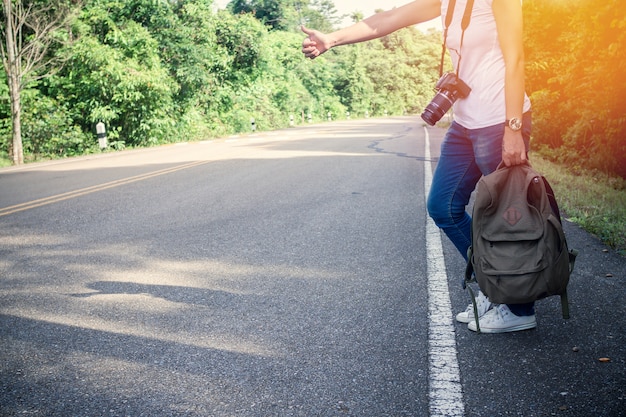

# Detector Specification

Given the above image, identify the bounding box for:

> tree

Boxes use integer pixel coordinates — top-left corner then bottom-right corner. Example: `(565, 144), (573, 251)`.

(524, 0), (626, 177)
(0, 0), (76, 164)
(296, 0), (341, 32)
(47, 3), (178, 148)
(228, 0), (288, 30)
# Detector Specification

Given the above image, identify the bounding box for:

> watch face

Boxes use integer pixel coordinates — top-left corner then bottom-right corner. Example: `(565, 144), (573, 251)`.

(508, 117), (522, 131)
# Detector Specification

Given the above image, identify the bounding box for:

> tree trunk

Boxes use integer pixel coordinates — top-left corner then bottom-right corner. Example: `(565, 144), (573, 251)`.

(3, 0), (24, 165)
(9, 73), (23, 165)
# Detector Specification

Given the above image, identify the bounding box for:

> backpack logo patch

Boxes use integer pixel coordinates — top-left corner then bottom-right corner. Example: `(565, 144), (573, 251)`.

(503, 206), (522, 226)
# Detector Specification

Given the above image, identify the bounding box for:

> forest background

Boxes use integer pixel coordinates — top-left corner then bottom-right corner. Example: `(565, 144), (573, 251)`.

(1, 0), (625, 253)
(1, 0), (624, 177)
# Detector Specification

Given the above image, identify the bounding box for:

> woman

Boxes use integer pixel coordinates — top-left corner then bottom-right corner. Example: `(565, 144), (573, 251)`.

(301, 0), (535, 333)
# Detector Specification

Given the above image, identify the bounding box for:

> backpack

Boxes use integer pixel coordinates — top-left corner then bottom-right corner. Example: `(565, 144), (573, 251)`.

(464, 162), (578, 330)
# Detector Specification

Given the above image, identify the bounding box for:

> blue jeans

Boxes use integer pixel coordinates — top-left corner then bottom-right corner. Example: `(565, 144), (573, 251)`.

(427, 113), (534, 316)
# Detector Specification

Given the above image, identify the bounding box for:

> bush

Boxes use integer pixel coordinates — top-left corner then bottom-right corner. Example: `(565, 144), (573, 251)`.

(20, 90), (94, 159)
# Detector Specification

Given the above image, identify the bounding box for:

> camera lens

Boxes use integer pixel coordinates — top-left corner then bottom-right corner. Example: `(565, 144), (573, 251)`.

(421, 91), (455, 126)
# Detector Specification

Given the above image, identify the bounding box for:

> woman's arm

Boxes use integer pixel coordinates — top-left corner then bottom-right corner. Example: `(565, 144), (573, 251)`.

(493, 0), (527, 166)
(302, 0), (441, 59)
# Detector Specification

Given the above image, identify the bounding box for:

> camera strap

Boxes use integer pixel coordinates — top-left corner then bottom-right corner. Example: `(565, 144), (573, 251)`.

(439, 0), (476, 77)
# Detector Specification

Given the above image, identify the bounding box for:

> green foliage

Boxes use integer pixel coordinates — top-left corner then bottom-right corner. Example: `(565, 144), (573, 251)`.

(299, 0), (343, 32)
(265, 31), (314, 113)
(363, 28), (442, 115)
(46, 5), (178, 148)
(0, 0), (444, 156)
(155, 2), (221, 110)
(227, 0), (335, 32)
(6, 0), (622, 180)
(22, 93), (94, 159)
(214, 12), (268, 79)
(229, 0), (288, 30)
(0, 0), (440, 157)
(525, 0), (626, 178)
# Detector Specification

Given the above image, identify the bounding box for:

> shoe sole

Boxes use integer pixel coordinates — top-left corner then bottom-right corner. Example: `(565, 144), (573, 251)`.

(468, 320), (537, 333)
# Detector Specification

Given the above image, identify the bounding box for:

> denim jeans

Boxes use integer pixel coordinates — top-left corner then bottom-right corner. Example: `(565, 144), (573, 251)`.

(427, 112), (534, 316)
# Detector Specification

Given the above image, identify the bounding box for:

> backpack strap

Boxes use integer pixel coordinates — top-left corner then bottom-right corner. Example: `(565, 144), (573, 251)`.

(463, 246), (474, 288)
(464, 246), (482, 332)
(561, 248), (579, 319)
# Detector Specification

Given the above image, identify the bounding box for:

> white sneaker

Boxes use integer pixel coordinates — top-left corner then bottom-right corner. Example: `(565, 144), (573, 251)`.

(468, 304), (537, 333)
(456, 291), (493, 324)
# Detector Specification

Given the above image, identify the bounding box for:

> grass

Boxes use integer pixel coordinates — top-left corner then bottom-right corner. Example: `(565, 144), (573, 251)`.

(531, 154), (626, 256)
(0, 153), (12, 167)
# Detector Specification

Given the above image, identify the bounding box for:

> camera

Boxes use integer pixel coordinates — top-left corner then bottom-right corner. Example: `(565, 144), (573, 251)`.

(421, 72), (471, 126)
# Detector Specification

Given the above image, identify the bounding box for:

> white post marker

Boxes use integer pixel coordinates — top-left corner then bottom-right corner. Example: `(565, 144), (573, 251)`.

(96, 122), (107, 150)
(423, 126), (465, 416)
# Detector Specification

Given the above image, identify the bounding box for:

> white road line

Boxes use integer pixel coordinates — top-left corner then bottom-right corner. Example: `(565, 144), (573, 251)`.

(423, 127), (465, 416)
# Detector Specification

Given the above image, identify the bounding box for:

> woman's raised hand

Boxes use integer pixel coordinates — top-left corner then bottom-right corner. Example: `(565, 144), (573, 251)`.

(301, 26), (331, 59)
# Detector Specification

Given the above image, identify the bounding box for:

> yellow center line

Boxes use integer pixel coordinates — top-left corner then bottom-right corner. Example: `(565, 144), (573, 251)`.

(0, 160), (210, 217)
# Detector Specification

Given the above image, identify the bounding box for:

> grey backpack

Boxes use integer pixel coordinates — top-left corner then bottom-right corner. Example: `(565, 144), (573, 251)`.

(465, 162), (578, 326)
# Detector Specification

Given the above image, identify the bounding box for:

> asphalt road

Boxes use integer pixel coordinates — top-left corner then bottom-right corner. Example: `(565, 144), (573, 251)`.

(1, 117), (624, 416)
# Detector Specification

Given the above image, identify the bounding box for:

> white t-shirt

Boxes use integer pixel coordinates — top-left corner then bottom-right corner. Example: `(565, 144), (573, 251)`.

(440, 0), (531, 129)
